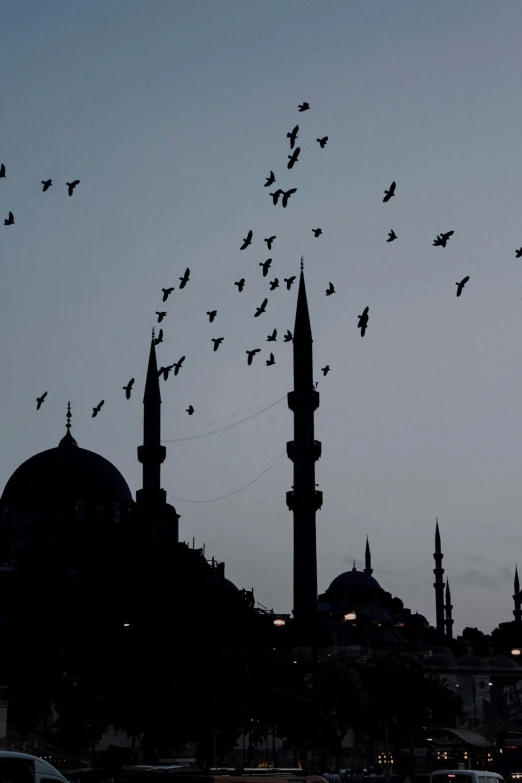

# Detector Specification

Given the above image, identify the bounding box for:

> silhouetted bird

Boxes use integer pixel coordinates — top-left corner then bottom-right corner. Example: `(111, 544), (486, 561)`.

(358, 306), (369, 337)
(162, 364), (175, 381)
(67, 180), (80, 196)
(383, 181), (396, 202)
(516, 248), (522, 258)
(4, 211), (14, 225)
(287, 125), (299, 149)
(0, 164), (5, 178)
(41, 179), (52, 192)
(312, 228), (322, 237)
(254, 298), (268, 317)
(317, 137), (328, 148)
(207, 310), (217, 322)
(325, 282), (335, 296)
(282, 188), (297, 208)
(162, 287), (174, 301)
(260, 259), (272, 277)
(270, 189), (284, 205)
(265, 170), (275, 187)
(283, 330), (293, 342)
(269, 278), (279, 291)
(240, 230), (253, 250)
(266, 353), (275, 366)
(123, 378), (135, 399)
(387, 230), (397, 242)
(265, 236), (276, 250)
(456, 276), (470, 297)
(288, 147), (300, 169)
(267, 329), (277, 341)
(298, 102), (310, 112)
(36, 391), (47, 410)
(156, 311), (167, 322)
(212, 337), (224, 351)
(173, 356), (185, 376)
(186, 405), (195, 415)
(322, 366), (330, 376)
(92, 400), (104, 417)
(179, 267), (190, 289)
(284, 276), (296, 290)
(433, 230), (454, 248)
(235, 278), (245, 292)
(246, 349), (261, 365)
(153, 328), (163, 346)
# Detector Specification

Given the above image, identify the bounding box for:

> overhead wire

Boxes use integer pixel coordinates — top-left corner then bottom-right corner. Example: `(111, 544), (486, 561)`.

(162, 394), (286, 442)
(168, 392), (287, 436)
(167, 451), (286, 503)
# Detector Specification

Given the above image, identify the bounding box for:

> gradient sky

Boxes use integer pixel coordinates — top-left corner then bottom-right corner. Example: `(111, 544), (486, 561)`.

(3, 0), (522, 634)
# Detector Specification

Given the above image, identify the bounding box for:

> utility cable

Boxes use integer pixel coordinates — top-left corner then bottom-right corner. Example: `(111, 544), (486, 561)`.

(162, 395), (286, 443)
(167, 451), (286, 503)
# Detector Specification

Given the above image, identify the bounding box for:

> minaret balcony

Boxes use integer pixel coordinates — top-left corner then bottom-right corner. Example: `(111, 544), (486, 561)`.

(286, 440), (322, 462)
(286, 489), (323, 512)
(137, 444), (167, 464)
(287, 390), (319, 413)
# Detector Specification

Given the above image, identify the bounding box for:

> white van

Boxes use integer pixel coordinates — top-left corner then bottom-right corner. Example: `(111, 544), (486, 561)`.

(0, 750), (69, 783)
(430, 771), (505, 783)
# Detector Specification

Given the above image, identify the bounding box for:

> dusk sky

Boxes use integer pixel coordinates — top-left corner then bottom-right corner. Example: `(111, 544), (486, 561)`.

(3, 0), (522, 633)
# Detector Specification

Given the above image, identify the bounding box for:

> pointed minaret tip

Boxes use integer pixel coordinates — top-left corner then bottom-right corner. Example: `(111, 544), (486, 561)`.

(294, 265), (312, 342)
(143, 335), (161, 404)
(300, 255), (304, 271)
(435, 518), (441, 550)
(445, 578), (451, 597)
(515, 565), (520, 592)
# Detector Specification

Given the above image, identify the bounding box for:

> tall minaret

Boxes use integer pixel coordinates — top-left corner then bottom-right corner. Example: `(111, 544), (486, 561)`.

(444, 579), (454, 640)
(364, 536), (373, 576)
(286, 262), (322, 629)
(433, 518), (445, 635)
(514, 566), (521, 625)
(137, 333), (179, 540)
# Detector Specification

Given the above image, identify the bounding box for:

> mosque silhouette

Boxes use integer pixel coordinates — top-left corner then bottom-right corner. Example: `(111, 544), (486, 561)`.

(1, 267), (515, 655)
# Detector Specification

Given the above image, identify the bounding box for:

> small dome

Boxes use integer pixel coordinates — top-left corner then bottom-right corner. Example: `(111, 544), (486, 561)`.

(425, 653), (457, 669)
(204, 574), (238, 592)
(458, 655), (487, 669)
(489, 655), (521, 670)
(329, 567), (381, 593)
(1, 430), (132, 507)
(410, 612), (429, 626)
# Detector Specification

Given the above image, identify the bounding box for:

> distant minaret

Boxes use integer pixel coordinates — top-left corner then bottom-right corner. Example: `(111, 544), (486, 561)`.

(137, 334), (179, 540)
(286, 261), (322, 629)
(444, 579), (454, 639)
(514, 566), (521, 625)
(364, 536), (373, 576)
(433, 518), (445, 635)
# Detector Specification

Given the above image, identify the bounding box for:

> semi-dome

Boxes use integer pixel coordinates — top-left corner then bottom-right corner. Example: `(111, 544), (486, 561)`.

(1, 428), (132, 507)
(329, 566), (381, 593)
(204, 574), (238, 592)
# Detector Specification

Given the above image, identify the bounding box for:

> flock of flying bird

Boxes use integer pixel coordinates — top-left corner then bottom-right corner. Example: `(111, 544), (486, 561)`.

(0, 99), (493, 418)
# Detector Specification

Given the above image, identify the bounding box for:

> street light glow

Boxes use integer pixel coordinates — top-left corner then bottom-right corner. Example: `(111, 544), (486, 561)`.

(512, 648), (522, 656)
(344, 611), (356, 621)
(273, 618), (286, 627)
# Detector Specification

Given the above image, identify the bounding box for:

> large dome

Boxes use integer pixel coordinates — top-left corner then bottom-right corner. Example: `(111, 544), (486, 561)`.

(329, 567), (381, 593)
(1, 430), (133, 507)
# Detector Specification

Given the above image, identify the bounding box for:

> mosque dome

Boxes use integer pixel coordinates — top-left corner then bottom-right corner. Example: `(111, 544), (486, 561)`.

(204, 574), (239, 592)
(1, 426), (132, 508)
(329, 566), (381, 593)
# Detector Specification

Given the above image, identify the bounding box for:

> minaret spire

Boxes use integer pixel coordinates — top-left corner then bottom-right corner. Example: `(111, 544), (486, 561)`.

(286, 266), (322, 631)
(514, 565), (521, 624)
(364, 536), (373, 576)
(137, 336), (167, 505)
(433, 518), (445, 635)
(444, 579), (454, 639)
